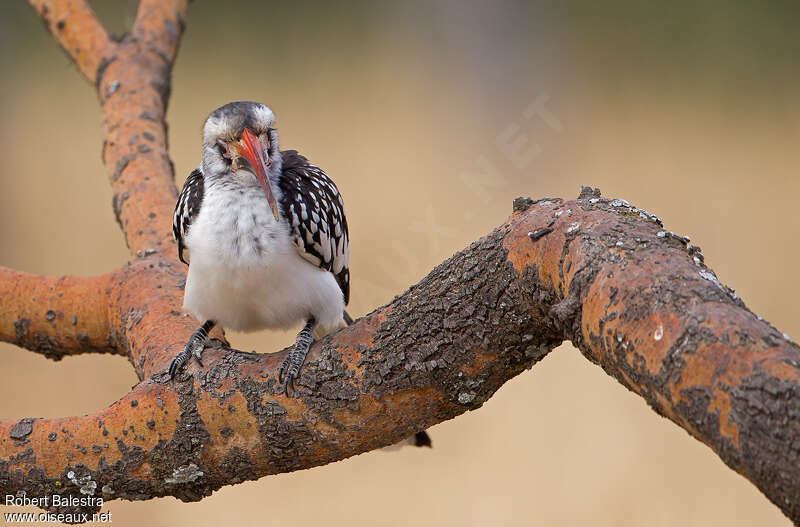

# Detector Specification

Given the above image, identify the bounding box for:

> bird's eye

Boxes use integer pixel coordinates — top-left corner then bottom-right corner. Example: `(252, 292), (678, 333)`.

(265, 128), (275, 156)
(216, 139), (232, 161)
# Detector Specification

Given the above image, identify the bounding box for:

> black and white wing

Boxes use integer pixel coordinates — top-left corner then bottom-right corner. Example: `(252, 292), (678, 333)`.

(173, 167), (205, 265)
(278, 150), (350, 304)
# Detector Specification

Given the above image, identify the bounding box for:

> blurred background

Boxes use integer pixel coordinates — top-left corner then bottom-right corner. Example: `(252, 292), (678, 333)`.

(1, 1), (798, 525)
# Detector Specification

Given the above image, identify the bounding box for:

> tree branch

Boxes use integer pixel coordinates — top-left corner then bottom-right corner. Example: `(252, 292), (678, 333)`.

(28, 0), (111, 84)
(97, 0), (189, 257)
(7, 2), (800, 524)
(2, 199), (799, 521)
(131, 0), (188, 64)
(0, 207), (565, 510)
(19, 0), (203, 376)
(30, 0), (189, 257)
(0, 267), (119, 359)
(506, 195), (800, 521)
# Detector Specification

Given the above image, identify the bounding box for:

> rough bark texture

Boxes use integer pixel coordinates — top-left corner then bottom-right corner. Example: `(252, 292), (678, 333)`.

(0, 1), (798, 524)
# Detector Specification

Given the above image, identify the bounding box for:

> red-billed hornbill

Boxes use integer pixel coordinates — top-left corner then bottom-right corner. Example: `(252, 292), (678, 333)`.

(168, 101), (351, 395)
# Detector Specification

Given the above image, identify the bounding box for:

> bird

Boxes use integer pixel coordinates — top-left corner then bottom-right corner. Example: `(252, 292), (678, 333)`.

(168, 101), (352, 395)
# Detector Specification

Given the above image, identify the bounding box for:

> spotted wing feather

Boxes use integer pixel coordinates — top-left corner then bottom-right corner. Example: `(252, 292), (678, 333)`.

(173, 167), (205, 265)
(279, 150), (350, 304)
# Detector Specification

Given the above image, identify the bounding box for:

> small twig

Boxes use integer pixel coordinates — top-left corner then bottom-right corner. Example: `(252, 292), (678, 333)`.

(528, 227), (553, 240)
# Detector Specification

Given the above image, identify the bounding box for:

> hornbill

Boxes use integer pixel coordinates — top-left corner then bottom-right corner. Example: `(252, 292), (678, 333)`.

(169, 101), (350, 395)
(169, 102), (431, 447)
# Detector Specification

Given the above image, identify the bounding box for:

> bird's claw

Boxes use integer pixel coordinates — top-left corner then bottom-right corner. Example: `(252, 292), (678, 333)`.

(169, 335), (206, 379)
(283, 375), (297, 397)
(278, 353), (301, 397)
(168, 351), (188, 379)
(278, 318), (314, 396)
(192, 345), (204, 367)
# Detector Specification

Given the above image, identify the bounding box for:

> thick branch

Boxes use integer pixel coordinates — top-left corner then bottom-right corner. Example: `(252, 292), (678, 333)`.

(0, 256), (214, 375)
(28, 0), (111, 84)
(98, 0), (189, 256)
(132, 0), (188, 64)
(29, 0), (189, 257)
(106, 259), (227, 380)
(0, 267), (119, 359)
(0, 212), (561, 512)
(12, 2), (800, 524)
(19, 0), (201, 373)
(1, 197), (798, 522)
(506, 195), (800, 522)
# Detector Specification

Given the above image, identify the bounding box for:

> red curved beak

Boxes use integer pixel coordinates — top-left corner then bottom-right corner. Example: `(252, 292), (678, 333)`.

(239, 127), (280, 221)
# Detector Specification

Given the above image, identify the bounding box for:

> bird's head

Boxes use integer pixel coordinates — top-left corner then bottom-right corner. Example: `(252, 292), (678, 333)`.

(201, 101), (281, 221)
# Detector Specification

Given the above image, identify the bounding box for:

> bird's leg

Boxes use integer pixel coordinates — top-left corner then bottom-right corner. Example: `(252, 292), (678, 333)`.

(279, 317), (316, 396)
(343, 310), (354, 325)
(168, 320), (216, 379)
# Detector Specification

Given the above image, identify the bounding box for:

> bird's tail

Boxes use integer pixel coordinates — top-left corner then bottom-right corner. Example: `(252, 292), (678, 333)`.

(381, 430), (433, 451)
(343, 309), (354, 325)
(413, 431), (432, 447)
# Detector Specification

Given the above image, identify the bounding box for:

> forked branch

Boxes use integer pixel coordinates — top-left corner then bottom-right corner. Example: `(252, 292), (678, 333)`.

(0, 1), (797, 524)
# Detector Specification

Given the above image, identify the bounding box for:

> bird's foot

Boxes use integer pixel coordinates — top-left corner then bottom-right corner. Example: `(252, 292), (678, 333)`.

(278, 317), (316, 396)
(168, 320), (214, 379)
(168, 335), (206, 379)
(278, 347), (309, 396)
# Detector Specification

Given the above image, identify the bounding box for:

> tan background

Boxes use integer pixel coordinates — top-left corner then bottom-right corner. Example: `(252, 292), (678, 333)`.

(1, 1), (798, 525)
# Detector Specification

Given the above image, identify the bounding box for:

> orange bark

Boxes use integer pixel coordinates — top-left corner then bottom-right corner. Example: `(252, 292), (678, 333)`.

(0, 2), (798, 524)
(98, 3), (188, 256)
(27, 0), (111, 84)
(0, 267), (118, 358)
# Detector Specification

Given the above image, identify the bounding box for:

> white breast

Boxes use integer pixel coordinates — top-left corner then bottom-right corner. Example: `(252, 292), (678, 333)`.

(181, 179), (345, 335)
